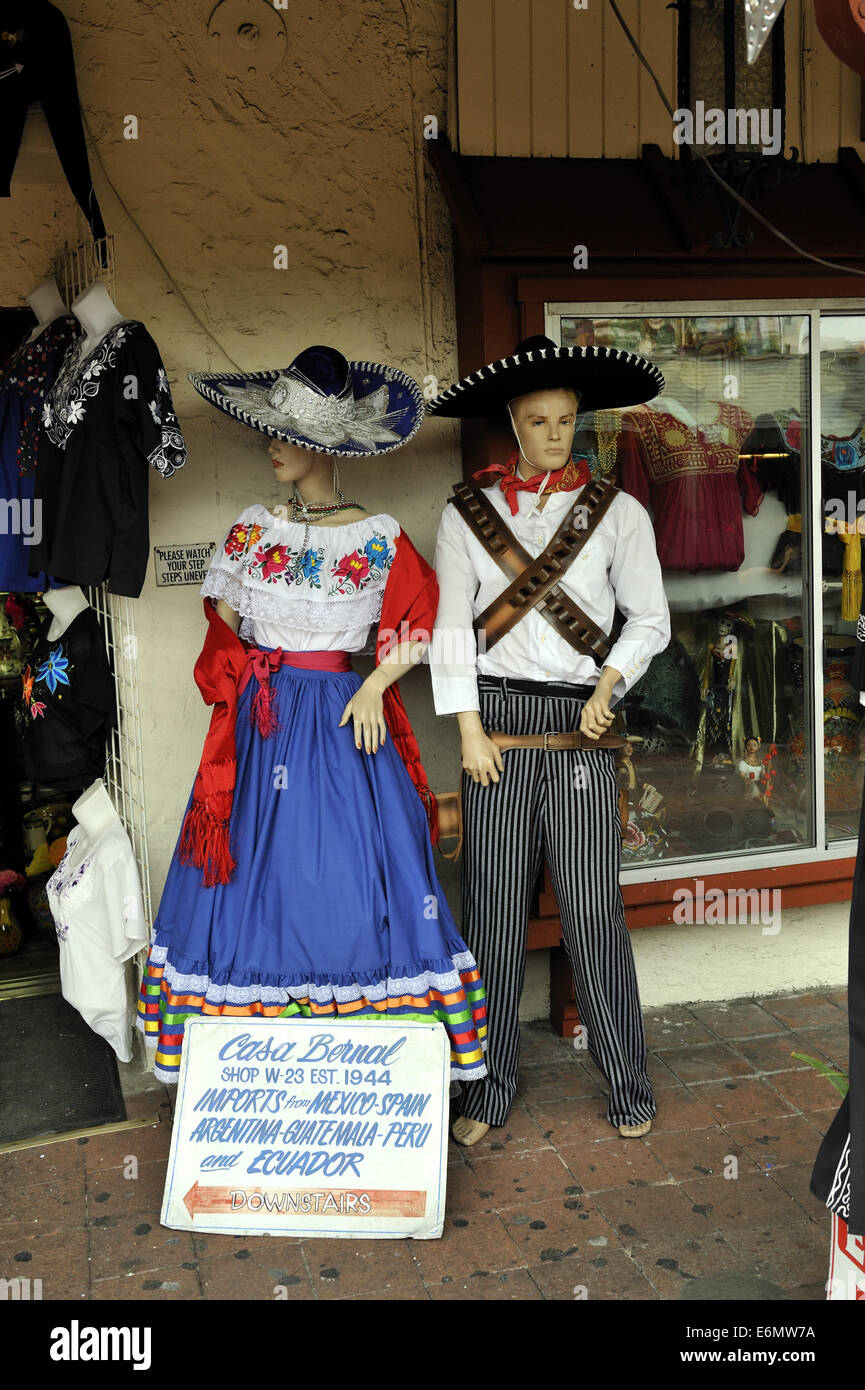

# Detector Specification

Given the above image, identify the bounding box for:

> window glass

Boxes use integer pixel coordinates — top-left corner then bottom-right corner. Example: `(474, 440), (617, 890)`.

(559, 313), (813, 865)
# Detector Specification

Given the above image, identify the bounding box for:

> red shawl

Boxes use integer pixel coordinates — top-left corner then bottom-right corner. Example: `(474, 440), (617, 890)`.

(178, 530), (440, 886)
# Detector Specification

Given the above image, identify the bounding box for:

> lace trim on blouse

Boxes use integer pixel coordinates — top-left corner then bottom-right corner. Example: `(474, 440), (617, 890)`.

(201, 564), (386, 633)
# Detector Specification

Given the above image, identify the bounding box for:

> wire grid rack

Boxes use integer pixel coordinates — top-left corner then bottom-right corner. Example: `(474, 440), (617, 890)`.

(51, 236), (154, 932)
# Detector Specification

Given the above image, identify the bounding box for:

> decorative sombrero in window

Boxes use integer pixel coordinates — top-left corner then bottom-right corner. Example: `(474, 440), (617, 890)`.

(425, 335), (665, 417)
(188, 344), (424, 457)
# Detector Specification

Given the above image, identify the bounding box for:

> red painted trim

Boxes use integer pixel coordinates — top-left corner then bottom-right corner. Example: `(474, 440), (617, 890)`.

(531, 858), (856, 942)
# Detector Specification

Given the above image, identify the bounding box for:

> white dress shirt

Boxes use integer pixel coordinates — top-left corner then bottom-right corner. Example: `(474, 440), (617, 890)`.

(429, 482), (671, 715)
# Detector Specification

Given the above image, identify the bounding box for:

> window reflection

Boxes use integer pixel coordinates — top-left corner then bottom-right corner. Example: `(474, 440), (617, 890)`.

(562, 313), (817, 863)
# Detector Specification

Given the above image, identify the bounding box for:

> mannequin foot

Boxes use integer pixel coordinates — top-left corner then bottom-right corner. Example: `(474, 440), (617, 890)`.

(618, 1119), (653, 1138)
(451, 1115), (491, 1147)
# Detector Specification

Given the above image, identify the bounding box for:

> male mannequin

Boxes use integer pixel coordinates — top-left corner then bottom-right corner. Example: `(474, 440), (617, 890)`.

(427, 335), (669, 1147)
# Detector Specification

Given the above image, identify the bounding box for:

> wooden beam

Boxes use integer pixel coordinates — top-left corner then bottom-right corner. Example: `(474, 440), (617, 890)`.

(640, 143), (711, 255)
(426, 136), (491, 257)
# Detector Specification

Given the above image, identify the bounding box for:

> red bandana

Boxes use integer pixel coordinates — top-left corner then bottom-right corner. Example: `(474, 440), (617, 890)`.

(473, 450), (592, 516)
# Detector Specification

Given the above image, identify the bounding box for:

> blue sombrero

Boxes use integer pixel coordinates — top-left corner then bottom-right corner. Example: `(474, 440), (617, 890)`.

(188, 345), (424, 457)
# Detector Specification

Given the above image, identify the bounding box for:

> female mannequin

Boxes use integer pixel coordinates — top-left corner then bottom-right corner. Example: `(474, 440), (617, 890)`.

(137, 345), (488, 1085)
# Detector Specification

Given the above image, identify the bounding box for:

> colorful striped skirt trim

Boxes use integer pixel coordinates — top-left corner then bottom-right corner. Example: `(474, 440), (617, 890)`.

(136, 949), (488, 1083)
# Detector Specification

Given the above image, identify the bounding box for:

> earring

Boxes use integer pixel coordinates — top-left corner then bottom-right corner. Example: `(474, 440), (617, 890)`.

(333, 459), (344, 503)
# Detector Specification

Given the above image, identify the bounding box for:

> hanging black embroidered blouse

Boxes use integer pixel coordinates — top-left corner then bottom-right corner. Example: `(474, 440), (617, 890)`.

(28, 320), (187, 598)
(0, 314), (79, 592)
(20, 606), (116, 789)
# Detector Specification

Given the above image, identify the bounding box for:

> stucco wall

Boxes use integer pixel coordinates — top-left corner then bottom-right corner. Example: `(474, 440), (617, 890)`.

(0, 1), (849, 1023)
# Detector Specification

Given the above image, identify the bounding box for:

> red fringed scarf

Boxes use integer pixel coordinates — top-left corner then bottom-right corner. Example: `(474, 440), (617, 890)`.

(473, 449), (592, 516)
(179, 530), (440, 886)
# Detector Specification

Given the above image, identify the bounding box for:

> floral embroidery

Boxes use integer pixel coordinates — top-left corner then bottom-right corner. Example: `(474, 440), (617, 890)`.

(332, 550), (371, 590)
(224, 520), (264, 558)
(245, 542), (327, 589)
(254, 543), (293, 581)
(49, 843), (95, 942)
(20, 664), (47, 719)
(42, 321), (187, 479)
(43, 322), (134, 450)
(0, 316), (80, 475)
(330, 535), (393, 594)
(35, 645), (71, 695)
(296, 549), (323, 584)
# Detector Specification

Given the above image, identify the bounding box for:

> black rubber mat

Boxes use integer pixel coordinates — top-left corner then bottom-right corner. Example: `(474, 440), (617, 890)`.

(0, 992), (125, 1145)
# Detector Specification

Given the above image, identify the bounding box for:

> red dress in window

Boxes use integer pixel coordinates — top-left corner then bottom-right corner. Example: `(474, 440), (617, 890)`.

(618, 401), (761, 572)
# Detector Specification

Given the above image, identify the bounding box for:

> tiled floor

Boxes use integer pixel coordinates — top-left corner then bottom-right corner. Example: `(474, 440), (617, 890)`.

(0, 990), (846, 1301)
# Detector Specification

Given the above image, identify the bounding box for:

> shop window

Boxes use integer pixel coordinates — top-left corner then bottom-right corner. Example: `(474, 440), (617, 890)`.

(545, 308), (865, 871)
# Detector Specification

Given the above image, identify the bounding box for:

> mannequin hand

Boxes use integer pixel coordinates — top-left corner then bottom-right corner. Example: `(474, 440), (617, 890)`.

(579, 685), (616, 740)
(339, 676), (388, 754)
(461, 727), (504, 787)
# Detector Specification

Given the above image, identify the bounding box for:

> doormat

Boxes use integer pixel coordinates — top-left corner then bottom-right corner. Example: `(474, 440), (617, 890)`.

(0, 992), (125, 1145)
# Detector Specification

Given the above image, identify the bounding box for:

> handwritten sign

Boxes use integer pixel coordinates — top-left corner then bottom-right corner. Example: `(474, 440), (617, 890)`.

(153, 541), (217, 587)
(161, 1016), (449, 1240)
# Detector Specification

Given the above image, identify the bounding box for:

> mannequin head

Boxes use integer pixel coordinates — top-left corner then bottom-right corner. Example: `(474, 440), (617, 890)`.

(507, 388), (579, 477)
(268, 437), (333, 490)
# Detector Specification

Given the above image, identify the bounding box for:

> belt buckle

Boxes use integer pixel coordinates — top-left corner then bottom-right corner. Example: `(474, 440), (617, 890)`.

(543, 731), (553, 752)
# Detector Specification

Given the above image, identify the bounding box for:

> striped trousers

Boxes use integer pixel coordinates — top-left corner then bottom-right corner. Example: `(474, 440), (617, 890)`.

(457, 675), (654, 1129)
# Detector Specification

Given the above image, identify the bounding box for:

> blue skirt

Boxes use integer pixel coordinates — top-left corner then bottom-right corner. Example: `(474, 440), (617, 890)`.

(137, 660), (487, 1082)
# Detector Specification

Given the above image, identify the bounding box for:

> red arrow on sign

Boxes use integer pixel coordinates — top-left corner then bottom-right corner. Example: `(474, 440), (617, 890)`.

(182, 1182), (426, 1219)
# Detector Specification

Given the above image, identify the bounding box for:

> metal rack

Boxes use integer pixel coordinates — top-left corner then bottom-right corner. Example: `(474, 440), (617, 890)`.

(51, 235), (153, 932)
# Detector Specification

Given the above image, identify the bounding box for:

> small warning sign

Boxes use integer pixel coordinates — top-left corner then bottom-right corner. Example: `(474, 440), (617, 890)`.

(153, 542), (217, 587)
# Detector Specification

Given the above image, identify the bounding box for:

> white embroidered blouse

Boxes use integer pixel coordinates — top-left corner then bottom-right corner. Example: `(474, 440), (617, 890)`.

(200, 503), (401, 651)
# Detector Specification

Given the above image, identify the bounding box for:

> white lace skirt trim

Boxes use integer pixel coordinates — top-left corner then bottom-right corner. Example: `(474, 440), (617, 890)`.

(148, 941), (471, 1007)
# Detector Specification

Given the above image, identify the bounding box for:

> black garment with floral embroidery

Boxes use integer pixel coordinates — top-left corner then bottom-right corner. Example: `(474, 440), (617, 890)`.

(29, 320), (187, 597)
(0, 314), (79, 475)
(20, 607), (115, 789)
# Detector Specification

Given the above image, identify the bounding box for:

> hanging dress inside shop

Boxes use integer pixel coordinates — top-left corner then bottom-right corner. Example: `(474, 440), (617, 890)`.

(617, 400), (761, 572)
(136, 505), (488, 1083)
(0, 313), (79, 592)
(30, 320), (187, 597)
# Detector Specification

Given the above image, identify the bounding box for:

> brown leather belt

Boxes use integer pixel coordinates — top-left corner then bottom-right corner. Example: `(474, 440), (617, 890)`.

(488, 730), (627, 752)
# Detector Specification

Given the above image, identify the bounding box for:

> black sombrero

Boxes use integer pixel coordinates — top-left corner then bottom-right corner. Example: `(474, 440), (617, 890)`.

(425, 335), (665, 417)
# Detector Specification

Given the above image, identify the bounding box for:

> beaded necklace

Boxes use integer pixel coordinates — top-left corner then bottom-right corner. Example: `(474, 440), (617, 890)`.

(288, 486), (364, 570)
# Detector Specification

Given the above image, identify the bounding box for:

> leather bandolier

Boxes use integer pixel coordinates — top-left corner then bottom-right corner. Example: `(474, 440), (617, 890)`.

(448, 476), (625, 659)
